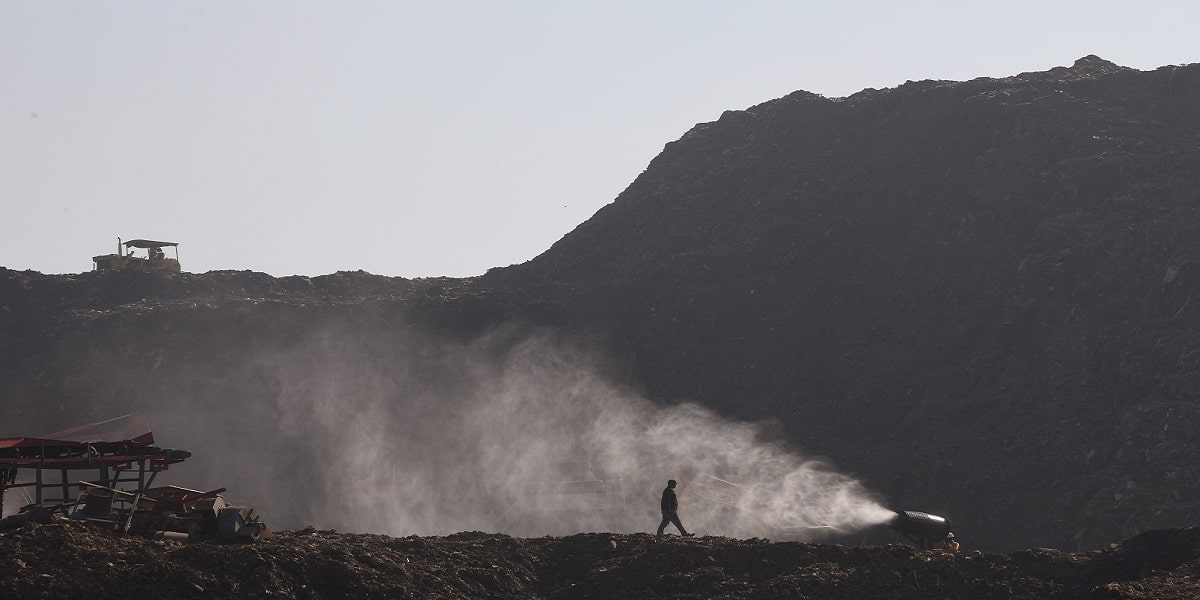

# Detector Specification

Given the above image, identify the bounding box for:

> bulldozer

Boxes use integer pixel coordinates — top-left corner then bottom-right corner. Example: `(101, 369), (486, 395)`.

(92, 238), (181, 273)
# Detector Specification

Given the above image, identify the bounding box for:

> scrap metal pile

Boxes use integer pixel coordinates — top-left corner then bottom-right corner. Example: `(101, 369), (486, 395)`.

(0, 414), (265, 542)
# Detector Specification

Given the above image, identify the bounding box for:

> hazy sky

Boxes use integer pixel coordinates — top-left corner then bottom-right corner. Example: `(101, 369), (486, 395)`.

(3, 2), (1195, 278)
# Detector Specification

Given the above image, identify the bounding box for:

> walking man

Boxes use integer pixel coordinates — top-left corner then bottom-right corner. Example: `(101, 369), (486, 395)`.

(657, 479), (694, 537)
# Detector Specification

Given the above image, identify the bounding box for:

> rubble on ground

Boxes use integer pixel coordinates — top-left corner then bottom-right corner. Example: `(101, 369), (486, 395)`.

(3, 517), (1200, 599)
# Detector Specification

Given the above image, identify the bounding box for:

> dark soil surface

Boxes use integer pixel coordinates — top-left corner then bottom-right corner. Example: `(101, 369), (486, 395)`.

(4, 516), (1200, 599)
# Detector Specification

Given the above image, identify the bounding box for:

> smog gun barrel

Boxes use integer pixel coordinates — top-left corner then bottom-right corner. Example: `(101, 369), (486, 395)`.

(890, 510), (951, 549)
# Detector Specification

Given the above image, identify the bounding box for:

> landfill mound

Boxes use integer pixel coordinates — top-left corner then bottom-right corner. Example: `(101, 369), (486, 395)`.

(3, 518), (1200, 600)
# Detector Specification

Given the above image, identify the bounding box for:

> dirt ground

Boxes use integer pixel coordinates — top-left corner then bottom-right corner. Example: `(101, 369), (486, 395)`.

(3, 514), (1200, 599)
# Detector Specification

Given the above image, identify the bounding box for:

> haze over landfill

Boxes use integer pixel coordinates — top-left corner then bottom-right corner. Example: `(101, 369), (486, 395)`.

(5, 3), (1200, 598)
(5, 44), (1200, 599)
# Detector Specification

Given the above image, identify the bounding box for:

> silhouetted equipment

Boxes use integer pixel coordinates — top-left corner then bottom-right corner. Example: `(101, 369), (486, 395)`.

(92, 237), (181, 272)
(890, 510), (952, 549)
(0, 414), (266, 542)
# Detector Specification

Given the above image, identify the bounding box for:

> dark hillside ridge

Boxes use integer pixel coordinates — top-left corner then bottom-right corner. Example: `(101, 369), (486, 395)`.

(484, 56), (1200, 550)
(3, 57), (1199, 554)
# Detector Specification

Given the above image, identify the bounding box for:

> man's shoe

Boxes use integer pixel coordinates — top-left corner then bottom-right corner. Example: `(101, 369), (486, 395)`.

(682, 533), (695, 537)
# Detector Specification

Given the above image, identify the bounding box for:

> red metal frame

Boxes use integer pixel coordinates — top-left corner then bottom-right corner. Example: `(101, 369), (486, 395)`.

(0, 418), (189, 514)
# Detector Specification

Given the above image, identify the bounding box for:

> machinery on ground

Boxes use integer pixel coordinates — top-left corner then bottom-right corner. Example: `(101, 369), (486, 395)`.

(92, 238), (181, 272)
(890, 510), (952, 549)
(0, 414), (265, 542)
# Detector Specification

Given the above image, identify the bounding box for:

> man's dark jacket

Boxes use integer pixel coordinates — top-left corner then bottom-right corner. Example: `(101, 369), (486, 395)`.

(661, 486), (678, 513)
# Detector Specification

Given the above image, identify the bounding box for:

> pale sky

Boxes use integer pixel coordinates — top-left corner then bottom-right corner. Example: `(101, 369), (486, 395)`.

(2, 1), (1196, 278)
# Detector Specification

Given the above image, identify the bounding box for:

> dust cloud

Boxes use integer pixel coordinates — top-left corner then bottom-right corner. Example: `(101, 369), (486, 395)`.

(221, 328), (895, 540)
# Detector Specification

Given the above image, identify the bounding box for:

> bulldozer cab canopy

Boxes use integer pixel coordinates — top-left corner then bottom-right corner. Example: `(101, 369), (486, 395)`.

(124, 239), (178, 249)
